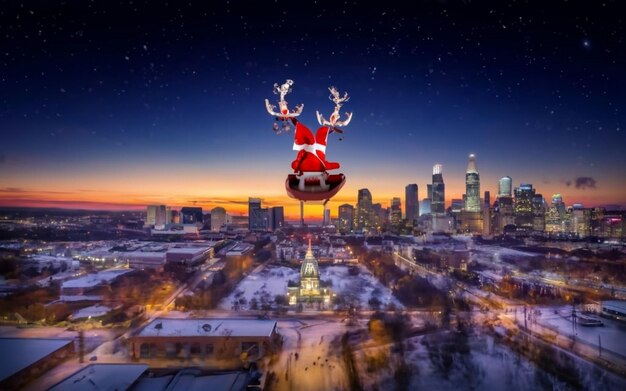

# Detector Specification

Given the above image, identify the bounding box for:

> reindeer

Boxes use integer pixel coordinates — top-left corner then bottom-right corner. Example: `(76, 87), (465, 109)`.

(316, 86), (353, 128)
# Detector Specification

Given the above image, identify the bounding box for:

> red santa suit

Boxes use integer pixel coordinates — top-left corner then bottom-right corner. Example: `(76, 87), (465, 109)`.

(291, 122), (340, 173)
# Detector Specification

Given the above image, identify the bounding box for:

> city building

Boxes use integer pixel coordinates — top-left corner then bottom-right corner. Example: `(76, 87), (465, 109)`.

(451, 199), (465, 213)
(287, 240), (332, 305)
(323, 208), (331, 226)
(405, 184), (419, 225)
(338, 204), (354, 233)
(514, 183), (535, 232)
(465, 154), (481, 212)
(355, 189), (373, 231)
(545, 194), (567, 233)
(419, 198), (431, 215)
(269, 206), (285, 231)
(431, 164), (445, 214)
(248, 198), (267, 231)
(498, 176), (513, 197)
(129, 318), (279, 364)
(532, 193), (546, 232)
(210, 207), (228, 232)
(146, 205), (157, 226)
(390, 197), (402, 227)
(0, 338), (75, 390)
(181, 207), (203, 225)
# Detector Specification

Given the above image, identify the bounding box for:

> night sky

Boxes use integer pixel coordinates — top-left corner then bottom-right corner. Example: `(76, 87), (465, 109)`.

(1, 1), (625, 218)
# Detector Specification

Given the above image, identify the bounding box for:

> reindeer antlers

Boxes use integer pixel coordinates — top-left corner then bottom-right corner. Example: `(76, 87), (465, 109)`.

(328, 86), (350, 106)
(316, 86), (353, 128)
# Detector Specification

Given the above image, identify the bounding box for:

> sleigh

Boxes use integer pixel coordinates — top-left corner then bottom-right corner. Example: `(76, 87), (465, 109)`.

(285, 172), (346, 202)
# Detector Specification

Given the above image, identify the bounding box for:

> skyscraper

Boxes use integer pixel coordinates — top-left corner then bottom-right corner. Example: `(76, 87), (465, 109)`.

(532, 194), (546, 232)
(181, 207), (203, 224)
(465, 154), (481, 212)
(338, 204), (354, 233)
(356, 189), (373, 231)
(270, 206), (284, 231)
(211, 207), (227, 232)
(146, 205), (157, 226)
(323, 208), (331, 226)
(484, 191), (491, 210)
(390, 197), (402, 226)
(405, 184), (419, 224)
(248, 198), (267, 231)
(431, 164), (445, 214)
(514, 183), (535, 230)
(499, 176), (512, 197)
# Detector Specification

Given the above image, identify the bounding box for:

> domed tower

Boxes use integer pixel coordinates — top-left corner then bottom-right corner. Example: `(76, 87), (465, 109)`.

(300, 239), (320, 294)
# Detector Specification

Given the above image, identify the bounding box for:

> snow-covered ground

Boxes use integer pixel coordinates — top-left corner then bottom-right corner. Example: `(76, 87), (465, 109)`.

(70, 305), (112, 320)
(219, 264), (402, 311)
(356, 331), (626, 391)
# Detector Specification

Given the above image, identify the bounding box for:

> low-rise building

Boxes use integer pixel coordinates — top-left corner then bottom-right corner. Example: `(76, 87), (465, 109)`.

(128, 317), (279, 366)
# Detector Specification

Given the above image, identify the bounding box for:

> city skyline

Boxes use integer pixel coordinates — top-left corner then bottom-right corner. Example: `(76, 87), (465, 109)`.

(1, 1), (625, 219)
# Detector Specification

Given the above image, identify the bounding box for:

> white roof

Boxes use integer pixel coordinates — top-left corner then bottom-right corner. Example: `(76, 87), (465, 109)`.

(167, 247), (210, 255)
(0, 338), (74, 382)
(137, 318), (277, 338)
(49, 364), (148, 391)
(603, 300), (626, 313)
(61, 268), (130, 289)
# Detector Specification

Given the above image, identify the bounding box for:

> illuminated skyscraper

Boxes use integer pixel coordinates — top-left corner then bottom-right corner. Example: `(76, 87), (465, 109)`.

(248, 198), (267, 231)
(405, 184), (419, 224)
(338, 204), (354, 233)
(211, 207), (227, 232)
(270, 206), (284, 231)
(390, 197), (402, 226)
(465, 154), (481, 212)
(356, 189), (373, 231)
(146, 205), (157, 226)
(499, 176), (512, 197)
(431, 164), (445, 214)
(514, 183), (535, 231)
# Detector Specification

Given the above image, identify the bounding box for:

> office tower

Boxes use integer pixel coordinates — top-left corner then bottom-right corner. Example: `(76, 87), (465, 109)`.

(146, 205), (157, 226)
(390, 197), (402, 226)
(427, 184), (433, 201)
(165, 207), (172, 225)
(514, 183), (535, 231)
(248, 198), (267, 231)
(372, 203), (388, 230)
(465, 154), (481, 212)
(356, 189), (373, 231)
(499, 176), (513, 197)
(451, 199), (464, 213)
(171, 210), (180, 224)
(323, 208), (331, 226)
(211, 207), (227, 232)
(420, 199), (431, 215)
(483, 191), (492, 236)
(431, 164), (445, 214)
(405, 184), (418, 224)
(532, 194), (546, 232)
(156, 205), (167, 228)
(338, 204), (354, 233)
(270, 206), (285, 231)
(181, 207), (203, 224)
(546, 194), (567, 233)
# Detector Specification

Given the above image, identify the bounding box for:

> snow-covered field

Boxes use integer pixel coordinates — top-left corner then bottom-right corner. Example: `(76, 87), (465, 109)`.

(71, 304), (112, 320)
(219, 264), (402, 311)
(355, 331), (626, 391)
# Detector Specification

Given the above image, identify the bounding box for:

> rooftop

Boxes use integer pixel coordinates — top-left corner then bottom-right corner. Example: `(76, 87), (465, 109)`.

(48, 364), (148, 391)
(0, 338), (74, 383)
(61, 268), (130, 289)
(136, 318), (277, 338)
